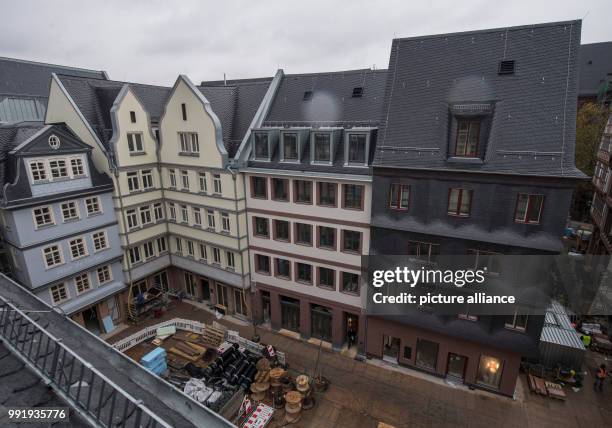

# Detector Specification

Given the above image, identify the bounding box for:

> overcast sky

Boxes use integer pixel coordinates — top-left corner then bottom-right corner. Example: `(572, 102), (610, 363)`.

(1, 0), (610, 86)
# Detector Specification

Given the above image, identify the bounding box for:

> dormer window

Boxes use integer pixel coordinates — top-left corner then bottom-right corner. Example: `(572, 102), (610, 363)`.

(346, 133), (368, 166)
(313, 133), (331, 163)
(281, 133), (298, 162)
(455, 120), (480, 157)
(253, 132), (270, 161)
(352, 87), (363, 98)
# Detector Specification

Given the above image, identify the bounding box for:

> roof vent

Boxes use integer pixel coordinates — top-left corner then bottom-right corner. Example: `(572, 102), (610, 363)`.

(303, 90), (313, 101)
(498, 60), (515, 75)
(352, 87), (364, 97)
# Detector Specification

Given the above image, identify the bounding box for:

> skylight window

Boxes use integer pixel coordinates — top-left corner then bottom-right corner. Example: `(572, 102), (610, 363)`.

(303, 90), (313, 101)
(352, 87), (364, 98)
(498, 60), (515, 75)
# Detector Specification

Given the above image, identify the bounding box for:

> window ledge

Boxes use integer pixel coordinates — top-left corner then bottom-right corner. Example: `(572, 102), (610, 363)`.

(179, 152), (200, 157)
(446, 157), (483, 165)
(87, 212), (103, 218)
(179, 189), (190, 193)
(129, 152), (146, 157)
(35, 224), (56, 230)
(62, 218), (80, 224)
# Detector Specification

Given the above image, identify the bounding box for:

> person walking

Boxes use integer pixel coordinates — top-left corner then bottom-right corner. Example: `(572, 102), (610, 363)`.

(594, 364), (606, 391)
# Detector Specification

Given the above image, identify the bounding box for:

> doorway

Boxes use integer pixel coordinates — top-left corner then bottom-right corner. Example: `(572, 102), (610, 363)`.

(201, 279), (211, 301)
(82, 306), (101, 335)
(446, 353), (467, 382)
(261, 291), (271, 324)
(382, 335), (400, 364)
(344, 313), (358, 349)
(311, 304), (332, 342)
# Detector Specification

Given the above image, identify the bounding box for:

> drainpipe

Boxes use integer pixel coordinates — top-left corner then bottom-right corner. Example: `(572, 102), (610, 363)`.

(113, 165), (135, 318)
(226, 165), (247, 319)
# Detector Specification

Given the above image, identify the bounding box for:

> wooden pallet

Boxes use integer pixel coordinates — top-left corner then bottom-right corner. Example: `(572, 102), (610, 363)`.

(545, 382), (566, 401)
(528, 374), (548, 396)
(202, 327), (225, 347)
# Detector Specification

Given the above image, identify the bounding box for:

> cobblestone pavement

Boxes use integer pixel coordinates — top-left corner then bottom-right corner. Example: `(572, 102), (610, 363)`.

(109, 302), (612, 427)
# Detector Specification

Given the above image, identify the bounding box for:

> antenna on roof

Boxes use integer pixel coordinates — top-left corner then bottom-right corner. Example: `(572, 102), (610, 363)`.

(223, 73), (227, 86)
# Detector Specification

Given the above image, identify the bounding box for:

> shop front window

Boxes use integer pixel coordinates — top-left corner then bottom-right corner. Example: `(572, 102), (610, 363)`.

(281, 296), (300, 332)
(476, 355), (503, 389)
(311, 304), (332, 342)
(415, 339), (439, 372)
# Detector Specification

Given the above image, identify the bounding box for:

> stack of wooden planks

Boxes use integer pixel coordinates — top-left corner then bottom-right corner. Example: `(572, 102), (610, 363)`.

(168, 341), (207, 362)
(527, 373), (548, 396)
(545, 381), (567, 401)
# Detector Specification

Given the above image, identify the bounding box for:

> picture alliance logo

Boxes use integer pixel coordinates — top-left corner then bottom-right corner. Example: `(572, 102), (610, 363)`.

(371, 266), (488, 288)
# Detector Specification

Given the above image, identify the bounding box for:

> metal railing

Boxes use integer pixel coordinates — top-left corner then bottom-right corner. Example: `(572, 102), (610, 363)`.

(0, 295), (172, 428)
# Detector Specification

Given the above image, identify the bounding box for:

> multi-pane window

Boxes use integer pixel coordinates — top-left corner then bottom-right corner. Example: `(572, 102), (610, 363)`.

(181, 170), (189, 190)
(251, 176), (267, 198)
(29, 161), (47, 182)
(295, 223), (312, 245)
(256, 254), (270, 274)
(514, 194), (544, 224)
(71, 158), (85, 176)
(97, 265), (112, 284)
(505, 307), (529, 331)
(156, 237), (167, 253)
(85, 197), (102, 216)
(126, 209), (138, 229)
(234, 289), (247, 316)
(347, 134), (367, 165)
(180, 205), (189, 223)
(153, 203), (164, 221)
(43, 245), (63, 268)
(226, 251), (235, 268)
(129, 247), (141, 264)
(69, 237), (87, 260)
(282, 133), (298, 161)
(127, 133), (144, 153)
(61, 201), (79, 222)
(207, 210), (215, 228)
(199, 172), (207, 192)
(389, 184), (410, 210)
(127, 171), (140, 192)
(213, 174), (222, 194)
(140, 206), (152, 225)
(341, 272), (360, 294)
(74, 273), (91, 294)
(274, 220), (290, 241)
(318, 182), (337, 206)
(193, 207), (202, 226)
(199, 243), (207, 261)
(254, 132), (269, 160)
(212, 247), (221, 264)
(343, 184), (363, 210)
(276, 258), (291, 279)
(168, 203), (176, 221)
(33, 206), (54, 228)
(296, 263), (312, 284)
(342, 230), (361, 253)
(179, 132), (199, 154)
(254, 217), (269, 238)
(407, 240), (439, 263)
(92, 231), (108, 251)
(175, 237), (183, 253)
(318, 226), (336, 249)
(313, 133), (331, 162)
(169, 169), (177, 188)
(272, 178), (289, 201)
(187, 240), (195, 257)
(448, 188), (472, 217)
(221, 213), (230, 232)
(49, 159), (68, 179)
(469, 250), (502, 275)
(143, 241), (154, 260)
(141, 170), (153, 189)
(455, 120), (480, 157)
(294, 180), (312, 204)
(318, 267), (335, 289)
(50, 283), (68, 304)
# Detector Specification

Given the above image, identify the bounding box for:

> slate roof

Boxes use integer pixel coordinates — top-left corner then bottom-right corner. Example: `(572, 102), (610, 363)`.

(374, 20), (586, 179)
(246, 69), (387, 175)
(0, 121), (45, 187)
(56, 74), (171, 149)
(579, 42), (612, 96)
(198, 78), (273, 157)
(0, 56), (107, 98)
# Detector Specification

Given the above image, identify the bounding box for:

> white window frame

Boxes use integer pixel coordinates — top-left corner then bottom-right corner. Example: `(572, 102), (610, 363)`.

(226, 251), (235, 269)
(50, 283), (69, 304)
(70, 156), (86, 177)
(97, 265), (113, 285)
(129, 246), (142, 265)
(85, 196), (102, 216)
(69, 237), (88, 260)
(156, 237), (167, 253)
(180, 204), (188, 223)
(92, 230), (109, 252)
(168, 203), (176, 221)
(213, 174), (222, 195)
(141, 169), (154, 190)
(32, 205), (55, 229)
(193, 207), (202, 226)
(60, 201), (80, 222)
(181, 170), (189, 190)
(207, 210), (215, 229)
(212, 247), (221, 264)
(74, 272), (91, 295)
(198, 172), (207, 193)
(29, 160), (47, 182)
(169, 169), (177, 188)
(143, 241), (155, 259)
(43, 244), (64, 269)
(127, 132), (144, 154)
(49, 158), (69, 179)
(127, 171), (140, 193)
(126, 209), (138, 230)
(221, 213), (230, 233)
(153, 203), (164, 221)
(140, 206), (152, 225)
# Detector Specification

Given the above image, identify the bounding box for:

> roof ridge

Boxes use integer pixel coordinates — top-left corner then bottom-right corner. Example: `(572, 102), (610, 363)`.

(285, 68), (387, 78)
(393, 19), (581, 43)
(56, 73), (171, 90)
(0, 56), (106, 75)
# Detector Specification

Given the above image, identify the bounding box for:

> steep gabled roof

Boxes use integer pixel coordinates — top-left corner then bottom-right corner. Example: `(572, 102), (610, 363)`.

(374, 20), (585, 179)
(55, 74), (171, 149)
(198, 78), (273, 157)
(0, 56), (107, 98)
(263, 69), (387, 127)
(0, 121), (46, 188)
(579, 42), (612, 96)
